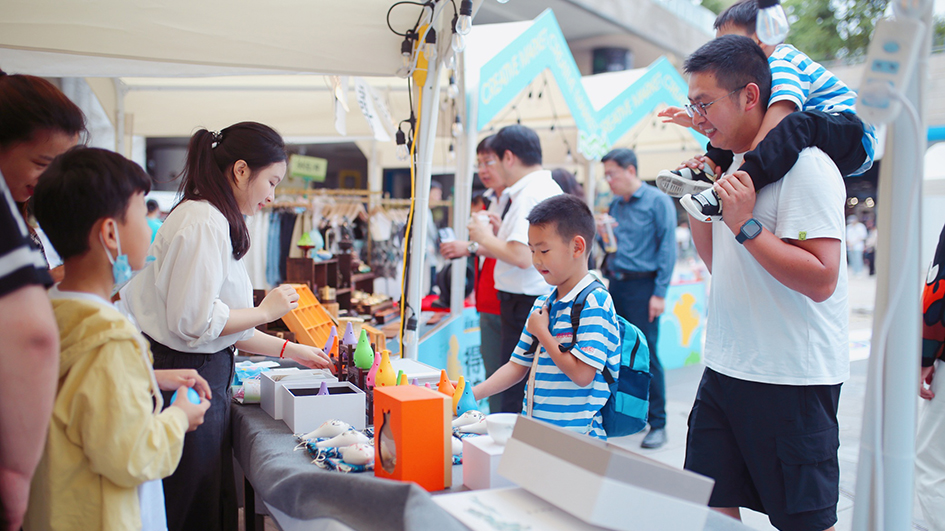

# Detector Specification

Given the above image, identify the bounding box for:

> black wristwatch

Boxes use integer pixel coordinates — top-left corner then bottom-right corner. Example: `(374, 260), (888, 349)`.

(736, 218), (763, 244)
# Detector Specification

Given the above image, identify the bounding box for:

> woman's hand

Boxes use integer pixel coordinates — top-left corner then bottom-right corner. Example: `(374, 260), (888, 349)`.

(155, 369), (212, 400)
(287, 342), (331, 369)
(259, 285), (300, 322)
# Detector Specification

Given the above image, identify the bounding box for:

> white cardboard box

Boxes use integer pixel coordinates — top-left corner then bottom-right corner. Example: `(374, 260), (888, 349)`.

(282, 380), (365, 433)
(260, 369), (336, 420)
(390, 357), (440, 386)
(462, 436), (516, 490)
(497, 416), (715, 531)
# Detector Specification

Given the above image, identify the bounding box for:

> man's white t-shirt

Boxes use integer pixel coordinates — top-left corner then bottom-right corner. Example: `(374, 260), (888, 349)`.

(492, 169), (562, 296)
(704, 148), (849, 386)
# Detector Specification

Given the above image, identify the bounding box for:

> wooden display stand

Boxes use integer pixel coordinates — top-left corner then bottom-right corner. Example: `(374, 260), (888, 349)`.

(286, 256), (375, 312)
(373, 386), (452, 491)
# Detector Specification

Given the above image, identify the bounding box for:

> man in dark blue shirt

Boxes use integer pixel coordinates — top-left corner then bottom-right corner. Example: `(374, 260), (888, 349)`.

(601, 148), (677, 449)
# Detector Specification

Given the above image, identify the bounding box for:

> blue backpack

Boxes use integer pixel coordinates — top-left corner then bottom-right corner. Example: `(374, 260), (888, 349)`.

(526, 281), (651, 437)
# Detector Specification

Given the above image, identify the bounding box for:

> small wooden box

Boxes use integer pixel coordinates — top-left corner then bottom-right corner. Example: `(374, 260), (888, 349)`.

(373, 386), (452, 491)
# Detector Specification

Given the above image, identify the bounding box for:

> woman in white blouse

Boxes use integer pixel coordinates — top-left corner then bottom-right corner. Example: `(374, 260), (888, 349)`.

(122, 122), (329, 531)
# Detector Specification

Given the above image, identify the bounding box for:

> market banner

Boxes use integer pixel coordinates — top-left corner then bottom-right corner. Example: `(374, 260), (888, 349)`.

(475, 9), (705, 160)
(354, 77), (393, 142)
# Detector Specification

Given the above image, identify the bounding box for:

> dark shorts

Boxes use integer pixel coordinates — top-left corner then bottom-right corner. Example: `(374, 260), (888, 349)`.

(684, 368), (841, 531)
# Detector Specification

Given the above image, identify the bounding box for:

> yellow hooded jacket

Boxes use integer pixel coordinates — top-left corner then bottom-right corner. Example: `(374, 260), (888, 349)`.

(25, 293), (189, 531)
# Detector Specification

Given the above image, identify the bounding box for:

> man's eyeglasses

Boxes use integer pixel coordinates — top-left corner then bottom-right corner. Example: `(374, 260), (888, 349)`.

(477, 160), (497, 170)
(684, 85), (747, 119)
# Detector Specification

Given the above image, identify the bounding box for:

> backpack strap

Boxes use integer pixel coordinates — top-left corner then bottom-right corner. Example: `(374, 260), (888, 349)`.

(524, 280), (605, 355)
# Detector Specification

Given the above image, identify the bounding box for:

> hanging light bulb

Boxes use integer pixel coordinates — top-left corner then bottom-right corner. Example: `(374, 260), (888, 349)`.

(445, 52), (457, 71)
(451, 30), (466, 54)
(447, 74), (460, 99)
(756, 0), (789, 45)
(396, 129), (410, 161)
(452, 115), (464, 137)
(497, 0), (510, 4)
(457, 0), (474, 35)
(448, 143), (456, 162)
(565, 149), (574, 164)
(423, 28), (438, 62)
(397, 35), (414, 78)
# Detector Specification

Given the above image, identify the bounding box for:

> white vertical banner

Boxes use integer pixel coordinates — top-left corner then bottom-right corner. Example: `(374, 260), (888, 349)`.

(354, 77), (392, 142)
(331, 75), (349, 136)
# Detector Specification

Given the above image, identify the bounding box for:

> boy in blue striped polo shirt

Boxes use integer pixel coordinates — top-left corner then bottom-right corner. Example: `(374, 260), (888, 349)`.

(472, 194), (621, 439)
(656, 0), (876, 223)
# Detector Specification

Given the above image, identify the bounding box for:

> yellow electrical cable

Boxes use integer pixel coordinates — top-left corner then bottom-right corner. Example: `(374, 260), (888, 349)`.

(398, 89), (421, 355)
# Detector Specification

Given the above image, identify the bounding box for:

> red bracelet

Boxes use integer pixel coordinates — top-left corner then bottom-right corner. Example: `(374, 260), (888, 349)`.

(279, 340), (289, 359)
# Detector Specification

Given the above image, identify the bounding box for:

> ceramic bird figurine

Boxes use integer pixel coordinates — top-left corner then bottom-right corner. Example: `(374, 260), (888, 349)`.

(302, 419), (351, 440)
(365, 349), (381, 387)
(455, 378), (479, 416)
(341, 322), (357, 346)
(458, 417), (488, 434)
(316, 381), (329, 396)
(353, 329), (374, 369)
(315, 429), (370, 448)
(452, 410), (485, 428)
(323, 325), (337, 358)
(375, 349), (396, 387)
(342, 443), (374, 466)
(437, 369), (455, 397)
(452, 376), (466, 415)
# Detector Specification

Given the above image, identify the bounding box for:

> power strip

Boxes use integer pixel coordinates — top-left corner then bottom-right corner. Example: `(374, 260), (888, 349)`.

(857, 17), (925, 124)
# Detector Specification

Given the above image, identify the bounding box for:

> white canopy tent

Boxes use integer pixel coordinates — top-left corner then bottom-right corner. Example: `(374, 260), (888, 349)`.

(0, 0), (483, 359)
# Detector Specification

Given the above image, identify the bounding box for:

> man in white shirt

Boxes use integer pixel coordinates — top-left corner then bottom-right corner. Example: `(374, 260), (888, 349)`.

(681, 36), (848, 531)
(467, 125), (563, 412)
(845, 215), (867, 277)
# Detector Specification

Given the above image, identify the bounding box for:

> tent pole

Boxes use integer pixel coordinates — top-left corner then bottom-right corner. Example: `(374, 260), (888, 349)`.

(450, 52), (471, 317)
(852, 4), (930, 529)
(403, 57), (445, 360)
(112, 78), (126, 155)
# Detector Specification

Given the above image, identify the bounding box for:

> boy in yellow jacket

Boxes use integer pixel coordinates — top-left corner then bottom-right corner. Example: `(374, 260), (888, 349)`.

(26, 147), (211, 531)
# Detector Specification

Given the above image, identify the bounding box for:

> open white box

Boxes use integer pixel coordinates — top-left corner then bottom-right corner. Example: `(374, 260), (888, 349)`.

(282, 380), (365, 433)
(259, 369), (336, 420)
(497, 416), (715, 531)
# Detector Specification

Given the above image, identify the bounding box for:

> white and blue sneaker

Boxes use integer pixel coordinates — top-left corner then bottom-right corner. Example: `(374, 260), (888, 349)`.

(680, 188), (722, 223)
(656, 165), (716, 198)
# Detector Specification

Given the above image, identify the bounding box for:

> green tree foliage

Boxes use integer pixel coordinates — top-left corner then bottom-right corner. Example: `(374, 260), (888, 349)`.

(784, 0), (887, 62)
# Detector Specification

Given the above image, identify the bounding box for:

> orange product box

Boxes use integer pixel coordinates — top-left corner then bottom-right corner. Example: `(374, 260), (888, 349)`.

(373, 385), (452, 491)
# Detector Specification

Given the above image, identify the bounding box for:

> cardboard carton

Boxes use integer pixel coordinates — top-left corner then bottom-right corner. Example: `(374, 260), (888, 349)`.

(497, 416), (714, 531)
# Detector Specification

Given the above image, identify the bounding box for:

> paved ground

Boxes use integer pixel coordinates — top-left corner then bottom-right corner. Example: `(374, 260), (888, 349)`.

(608, 271), (934, 530)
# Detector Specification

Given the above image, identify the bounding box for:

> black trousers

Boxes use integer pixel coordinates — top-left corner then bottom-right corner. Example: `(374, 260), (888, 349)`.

(706, 110), (868, 190)
(497, 291), (538, 414)
(147, 337), (238, 531)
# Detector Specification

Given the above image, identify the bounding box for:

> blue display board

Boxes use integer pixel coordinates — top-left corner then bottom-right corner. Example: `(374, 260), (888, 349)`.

(656, 280), (707, 370)
(416, 308), (490, 412)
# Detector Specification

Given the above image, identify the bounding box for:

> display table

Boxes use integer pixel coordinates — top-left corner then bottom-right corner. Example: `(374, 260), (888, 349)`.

(232, 403), (760, 531)
(231, 403), (466, 531)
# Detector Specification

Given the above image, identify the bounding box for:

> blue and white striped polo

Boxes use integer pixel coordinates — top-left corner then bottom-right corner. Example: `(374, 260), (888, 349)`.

(510, 274), (620, 440)
(769, 44), (877, 175)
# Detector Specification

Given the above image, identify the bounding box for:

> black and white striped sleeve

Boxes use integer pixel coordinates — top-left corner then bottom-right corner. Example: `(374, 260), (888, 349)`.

(0, 173), (52, 297)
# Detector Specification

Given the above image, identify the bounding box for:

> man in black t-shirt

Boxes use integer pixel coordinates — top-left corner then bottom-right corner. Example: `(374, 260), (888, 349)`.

(0, 171), (60, 531)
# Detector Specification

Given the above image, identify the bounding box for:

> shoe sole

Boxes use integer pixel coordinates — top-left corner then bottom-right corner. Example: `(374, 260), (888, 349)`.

(656, 171), (713, 198)
(680, 194), (721, 223)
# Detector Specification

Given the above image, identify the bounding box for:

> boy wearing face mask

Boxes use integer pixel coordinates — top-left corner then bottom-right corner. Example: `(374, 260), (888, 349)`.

(25, 147), (210, 531)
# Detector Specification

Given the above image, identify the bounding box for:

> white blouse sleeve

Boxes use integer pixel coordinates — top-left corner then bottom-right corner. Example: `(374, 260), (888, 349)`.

(154, 219), (233, 349)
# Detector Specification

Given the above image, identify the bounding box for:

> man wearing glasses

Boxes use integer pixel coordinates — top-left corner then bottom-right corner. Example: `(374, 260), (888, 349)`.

(598, 147), (677, 449)
(461, 125), (562, 413)
(682, 35), (848, 531)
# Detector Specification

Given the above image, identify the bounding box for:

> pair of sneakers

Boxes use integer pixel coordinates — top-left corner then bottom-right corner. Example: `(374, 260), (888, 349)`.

(655, 166), (722, 223)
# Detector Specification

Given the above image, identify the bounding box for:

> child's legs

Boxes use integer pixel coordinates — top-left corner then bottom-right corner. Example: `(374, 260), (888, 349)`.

(705, 144), (734, 174)
(741, 110), (868, 191)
